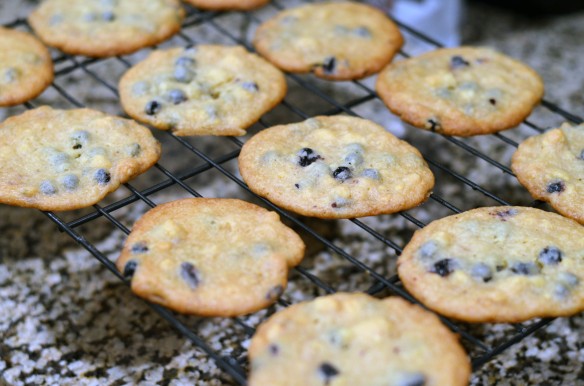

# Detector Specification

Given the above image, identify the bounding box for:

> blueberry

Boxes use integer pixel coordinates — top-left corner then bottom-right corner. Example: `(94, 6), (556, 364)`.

(71, 130), (90, 148)
(174, 65), (194, 83)
(471, 263), (493, 282)
(558, 272), (579, 286)
(331, 197), (350, 208)
(297, 148), (321, 167)
(39, 180), (56, 195)
(180, 262), (200, 289)
(4, 67), (18, 83)
(94, 169), (111, 185)
(131, 242), (149, 254)
(555, 283), (570, 298)
(450, 55), (470, 69)
(395, 372), (427, 386)
(547, 180), (565, 193)
(269, 344), (279, 356)
(489, 98), (497, 105)
(318, 363), (339, 382)
(418, 241), (438, 259)
(344, 152), (363, 168)
(538, 246), (562, 265)
(145, 100), (161, 115)
(49, 152), (70, 167)
(332, 166), (352, 182)
(127, 143), (141, 157)
(102, 11), (115, 22)
(61, 174), (79, 191)
(123, 260), (137, 279)
(175, 57), (195, 67)
(241, 81), (259, 92)
(510, 262), (540, 276)
(353, 26), (371, 38)
(361, 168), (379, 179)
(132, 81), (149, 96)
(266, 285), (284, 300)
(167, 89), (187, 105)
(321, 56), (336, 74)
(430, 258), (457, 277)
(493, 208), (518, 221)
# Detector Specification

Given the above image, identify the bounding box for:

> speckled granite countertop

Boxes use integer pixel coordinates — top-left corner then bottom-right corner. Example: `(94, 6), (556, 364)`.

(1, 1), (584, 385)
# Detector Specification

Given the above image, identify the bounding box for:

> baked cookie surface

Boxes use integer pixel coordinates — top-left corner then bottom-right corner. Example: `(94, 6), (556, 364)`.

(376, 47), (544, 136)
(116, 198), (305, 317)
(512, 123), (584, 224)
(28, 0), (184, 57)
(248, 292), (470, 386)
(238, 116), (434, 219)
(0, 107), (161, 211)
(183, 0), (269, 11)
(398, 206), (584, 323)
(0, 27), (54, 107)
(253, 2), (403, 81)
(119, 45), (287, 136)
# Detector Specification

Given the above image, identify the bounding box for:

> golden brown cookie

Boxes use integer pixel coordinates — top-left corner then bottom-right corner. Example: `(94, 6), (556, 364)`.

(238, 116), (434, 219)
(248, 292), (471, 386)
(253, 2), (403, 81)
(183, 0), (269, 11)
(398, 206), (584, 323)
(28, 0), (185, 58)
(0, 107), (161, 211)
(376, 47), (544, 136)
(116, 198), (305, 317)
(0, 27), (53, 107)
(119, 45), (287, 136)
(512, 123), (584, 224)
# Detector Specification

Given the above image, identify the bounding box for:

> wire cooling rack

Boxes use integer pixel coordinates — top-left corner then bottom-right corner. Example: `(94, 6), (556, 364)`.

(2, 1), (583, 384)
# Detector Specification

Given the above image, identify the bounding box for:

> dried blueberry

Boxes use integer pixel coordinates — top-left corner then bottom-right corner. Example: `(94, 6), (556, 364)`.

(102, 11), (115, 22)
(94, 169), (111, 185)
(353, 26), (371, 38)
(547, 180), (565, 193)
(489, 98), (497, 105)
(4, 67), (17, 83)
(241, 81), (259, 92)
(510, 262), (540, 276)
(180, 262), (200, 289)
(40, 180), (56, 195)
(127, 143), (141, 157)
(344, 152), (363, 168)
(554, 283), (570, 298)
(145, 100), (161, 115)
(175, 57), (195, 67)
(493, 208), (518, 221)
(294, 183), (300, 189)
(538, 246), (562, 265)
(297, 148), (321, 167)
(332, 167), (352, 182)
(450, 55), (470, 69)
(167, 89), (187, 105)
(131, 242), (149, 254)
(395, 372), (427, 386)
(361, 168), (379, 180)
(61, 174), (79, 191)
(418, 241), (438, 259)
(318, 362), (339, 383)
(123, 260), (137, 279)
(471, 263), (493, 282)
(49, 152), (70, 167)
(331, 197), (350, 208)
(71, 130), (90, 148)
(266, 285), (284, 300)
(430, 258), (457, 277)
(269, 344), (279, 356)
(321, 56), (336, 74)
(174, 65), (194, 83)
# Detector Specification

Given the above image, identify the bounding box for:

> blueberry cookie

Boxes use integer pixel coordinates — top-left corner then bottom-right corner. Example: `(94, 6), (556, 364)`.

(0, 107), (161, 211)
(248, 292), (470, 386)
(0, 27), (53, 107)
(116, 198), (305, 316)
(512, 123), (584, 224)
(28, 0), (184, 58)
(398, 206), (584, 323)
(119, 45), (287, 136)
(253, 2), (403, 81)
(183, 0), (269, 11)
(376, 47), (544, 136)
(238, 116), (434, 219)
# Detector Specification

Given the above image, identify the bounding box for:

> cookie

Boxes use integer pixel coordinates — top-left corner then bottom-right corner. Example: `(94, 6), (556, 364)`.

(119, 45), (287, 136)
(248, 292), (471, 386)
(0, 106), (161, 211)
(183, 0), (269, 11)
(397, 206), (584, 323)
(116, 198), (305, 317)
(0, 27), (54, 107)
(512, 123), (584, 224)
(376, 47), (544, 136)
(238, 116), (435, 219)
(28, 0), (184, 58)
(253, 2), (403, 81)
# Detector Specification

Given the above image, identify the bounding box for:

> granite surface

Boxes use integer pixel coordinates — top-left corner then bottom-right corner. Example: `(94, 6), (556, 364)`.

(1, 1), (584, 385)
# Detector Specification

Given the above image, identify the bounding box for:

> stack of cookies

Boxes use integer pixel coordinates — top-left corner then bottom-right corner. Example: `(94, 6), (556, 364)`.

(1, 1), (582, 385)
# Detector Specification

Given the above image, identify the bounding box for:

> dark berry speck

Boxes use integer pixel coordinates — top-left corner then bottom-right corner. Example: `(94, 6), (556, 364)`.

(297, 148), (321, 167)
(471, 263), (493, 283)
(145, 100), (161, 115)
(538, 246), (562, 265)
(131, 242), (149, 254)
(180, 262), (200, 289)
(547, 180), (565, 194)
(241, 81), (259, 92)
(123, 260), (137, 279)
(450, 55), (470, 69)
(332, 166), (352, 182)
(510, 262), (540, 276)
(489, 98), (497, 105)
(167, 89), (187, 105)
(322, 56), (336, 74)
(354, 26), (371, 38)
(430, 258), (457, 277)
(102, 11), (115, 22)
(318, 362), (339, 382)
(94, 169), (111, 185)
(269, 344), (279, 356)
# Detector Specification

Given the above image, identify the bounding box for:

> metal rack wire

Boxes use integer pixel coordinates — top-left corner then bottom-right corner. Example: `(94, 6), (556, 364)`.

(2, 0), (583, 384)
